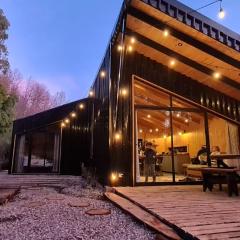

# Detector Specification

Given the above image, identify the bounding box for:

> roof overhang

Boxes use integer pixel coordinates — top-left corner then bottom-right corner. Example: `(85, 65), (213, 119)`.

(126, 0), (240, 100)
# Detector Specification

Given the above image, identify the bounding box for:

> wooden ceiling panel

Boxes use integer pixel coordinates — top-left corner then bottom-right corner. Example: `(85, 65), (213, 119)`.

(127, 15), (240, 85)
(129, 37), (240, 99)
(131, 0), (240, 62)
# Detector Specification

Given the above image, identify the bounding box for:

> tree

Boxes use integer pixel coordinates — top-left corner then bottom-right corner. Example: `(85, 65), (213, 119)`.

(0, 9), (10, 74)
(15, 78), (66, 119)
(0, 84), (15, 134)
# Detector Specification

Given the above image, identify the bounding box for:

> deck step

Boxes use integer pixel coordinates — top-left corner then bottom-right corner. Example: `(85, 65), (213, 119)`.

(104, 192), (182, 240)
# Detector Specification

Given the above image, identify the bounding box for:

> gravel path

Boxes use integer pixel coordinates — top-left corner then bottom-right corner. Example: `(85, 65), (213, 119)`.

(0, 178), (156, 240)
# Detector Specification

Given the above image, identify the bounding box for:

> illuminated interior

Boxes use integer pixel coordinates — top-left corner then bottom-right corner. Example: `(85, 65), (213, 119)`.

(134, 79), (240, 183)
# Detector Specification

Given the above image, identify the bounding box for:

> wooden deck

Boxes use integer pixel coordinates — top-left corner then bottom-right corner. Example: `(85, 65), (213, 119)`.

(114, 185), (240, 240)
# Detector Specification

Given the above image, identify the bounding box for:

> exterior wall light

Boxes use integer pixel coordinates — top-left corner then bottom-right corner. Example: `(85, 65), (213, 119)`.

(110, 172), (119, 184)
(79, 103), (84, 109)
(61, 122), (66, 128)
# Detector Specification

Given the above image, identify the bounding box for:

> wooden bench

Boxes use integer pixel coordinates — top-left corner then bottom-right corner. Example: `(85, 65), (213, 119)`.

(201, 168), (239, 197)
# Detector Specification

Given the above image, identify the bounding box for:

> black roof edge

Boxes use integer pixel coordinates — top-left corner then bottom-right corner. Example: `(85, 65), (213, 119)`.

(13, 98), (89, 124)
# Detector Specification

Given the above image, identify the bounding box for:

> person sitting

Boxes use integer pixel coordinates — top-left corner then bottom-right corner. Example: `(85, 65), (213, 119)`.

(192, 145), (207, 165)
(210, 146), (229, 168)
(144, 142), (156, 182)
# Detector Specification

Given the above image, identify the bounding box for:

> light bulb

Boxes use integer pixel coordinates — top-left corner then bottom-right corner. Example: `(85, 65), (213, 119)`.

(213, 72), (221, 79)
(89, 90), (94, 97)
(100, 71), (106, 78)
(121, 88), (128, 96)
(65, 118), (70, 124)
(130, 37), (136, 44)
(169, 59), (176, 67)
(218, 8), (225, 19)
(79, 103), (84, 109)
(163, 29), (169, 37)
(127, 45), (133, 52)
(147, 114), (151, 118)
(117, 45), (123, 52)
(71, 112), (76, 118)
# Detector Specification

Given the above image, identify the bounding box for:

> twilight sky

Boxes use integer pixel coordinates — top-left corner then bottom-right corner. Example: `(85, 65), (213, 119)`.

(1, 0), (239, 102)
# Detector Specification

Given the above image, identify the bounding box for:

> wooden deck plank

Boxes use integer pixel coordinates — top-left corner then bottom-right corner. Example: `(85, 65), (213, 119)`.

(114, 186), (240, 240)
(104, 192), (182, 240)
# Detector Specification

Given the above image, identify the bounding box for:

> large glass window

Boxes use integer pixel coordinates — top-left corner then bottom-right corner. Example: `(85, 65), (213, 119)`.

(134, 79), (235, 184)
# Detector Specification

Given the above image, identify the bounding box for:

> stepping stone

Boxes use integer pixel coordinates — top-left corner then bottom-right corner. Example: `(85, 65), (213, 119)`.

(26, 201), (45, 208)
(45, 196), (65, 201)
(85, 208), (111, 216)
(68, 200), (90, 208)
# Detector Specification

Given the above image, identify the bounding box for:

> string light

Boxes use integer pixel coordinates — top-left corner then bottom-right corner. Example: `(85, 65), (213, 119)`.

(213, 72), (221, 79)
(114, 132), (121, 141)
(169, 59), (176, 67)
(89, 90), (94, 97)
(121, 88), (128, 97)
(71, 112), (76, 118)
(117, 45), (124, 52)
(130, 37), (136, 44)
(218, 0), (225, 19)
(163, 29), (169, 37)
(100, 71), (106, 78)
(79, 103), (84, 109)
(65, 118), (70, 124)
(127, 45), (133, 52)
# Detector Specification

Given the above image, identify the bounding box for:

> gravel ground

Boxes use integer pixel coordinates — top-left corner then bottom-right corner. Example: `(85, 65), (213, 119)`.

(0, 178), (156, 240)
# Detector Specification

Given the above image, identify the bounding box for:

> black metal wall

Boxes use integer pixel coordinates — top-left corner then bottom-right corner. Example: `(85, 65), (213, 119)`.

(109, 48), (240, 186)
(91, 48), (111, 184)
(60, 99), (92, 175)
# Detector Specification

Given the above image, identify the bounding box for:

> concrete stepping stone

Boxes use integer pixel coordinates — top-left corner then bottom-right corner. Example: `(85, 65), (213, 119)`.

(85, 208), (111, 216)
(26, 201), (46, 208)
(68, 200), (90, 208)
(45, 195), (65, 201)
